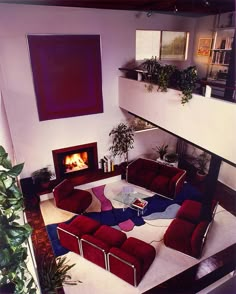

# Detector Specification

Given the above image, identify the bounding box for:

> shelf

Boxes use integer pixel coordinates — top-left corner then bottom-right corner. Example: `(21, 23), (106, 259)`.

(134, 127), (158, 133)
(211, 49), (232, 51)
(210, 63), (229, 66)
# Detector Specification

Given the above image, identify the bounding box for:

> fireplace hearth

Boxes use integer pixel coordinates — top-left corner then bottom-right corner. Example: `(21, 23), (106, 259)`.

(52, 143), (98, 180)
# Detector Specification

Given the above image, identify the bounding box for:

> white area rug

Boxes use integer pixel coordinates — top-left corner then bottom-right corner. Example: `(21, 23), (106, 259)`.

(40, 180), (236, 294)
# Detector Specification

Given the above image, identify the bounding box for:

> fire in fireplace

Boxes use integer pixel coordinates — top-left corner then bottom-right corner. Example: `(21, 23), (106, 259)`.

(52, 142), (98, 180)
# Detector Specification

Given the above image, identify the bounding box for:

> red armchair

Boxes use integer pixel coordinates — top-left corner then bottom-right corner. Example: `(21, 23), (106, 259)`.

(108, 237), (156, 286)
(53, 179), (92, 213)
(127, 158), (186, 199)
(164, 200), (218, 258)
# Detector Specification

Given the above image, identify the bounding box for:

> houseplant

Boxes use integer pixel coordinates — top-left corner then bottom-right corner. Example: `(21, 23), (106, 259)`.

(31, 166), (53, 189)
(194, 151), (210, 181)
(142, 58), (176, 92)
(153, 144), (168, 160)
(141, 58), (198, 105)
(39, 253), (78, 294)
(0, 146), (36, 293)
(164, 152), (178, 164)
(109, 122), (134, 164)
(178, 66), (198, 105)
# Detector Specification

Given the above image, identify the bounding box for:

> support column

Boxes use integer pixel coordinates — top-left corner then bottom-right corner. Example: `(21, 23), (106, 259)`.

(200, 154), (222, 220)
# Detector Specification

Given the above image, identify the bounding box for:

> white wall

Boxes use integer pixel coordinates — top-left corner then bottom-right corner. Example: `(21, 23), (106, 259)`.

(0, 91), (14, 161)
(0, 4), (196, 178)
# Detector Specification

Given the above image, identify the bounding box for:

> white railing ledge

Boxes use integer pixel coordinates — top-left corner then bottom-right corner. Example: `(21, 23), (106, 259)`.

(119, 77), (236, 164)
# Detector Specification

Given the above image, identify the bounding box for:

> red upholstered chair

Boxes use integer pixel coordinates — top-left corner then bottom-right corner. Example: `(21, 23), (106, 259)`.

(81, 225), (127, 270)
(108, 237), (156, 287)
(164, 200), (218, 258)
(57, 215), (100, 254)
(53, 179), (92, 213)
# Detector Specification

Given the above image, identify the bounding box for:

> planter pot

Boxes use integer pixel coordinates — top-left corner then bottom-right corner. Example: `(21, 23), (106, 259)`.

(195, 171), (207, 182)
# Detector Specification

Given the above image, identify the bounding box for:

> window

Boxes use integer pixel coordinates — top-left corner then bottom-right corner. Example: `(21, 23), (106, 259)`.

(136, 30), (189, 61)
(136, 30), (161, 60)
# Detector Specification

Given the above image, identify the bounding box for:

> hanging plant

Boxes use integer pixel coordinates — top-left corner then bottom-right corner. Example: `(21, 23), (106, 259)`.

(142, 58), (176, 92)
(141, 58), (198, 104)
(178, 66), (198, 105)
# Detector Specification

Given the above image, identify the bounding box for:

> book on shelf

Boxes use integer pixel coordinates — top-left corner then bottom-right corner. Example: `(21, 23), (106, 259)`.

(131, 198), (148, 209)
(212, 50), (231, 65)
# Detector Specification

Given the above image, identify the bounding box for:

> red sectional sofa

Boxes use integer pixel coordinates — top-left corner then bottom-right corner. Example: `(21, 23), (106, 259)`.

(164, 199), (218, 258)
(127, 158), (186, 199)
(57, 215), (156, 286)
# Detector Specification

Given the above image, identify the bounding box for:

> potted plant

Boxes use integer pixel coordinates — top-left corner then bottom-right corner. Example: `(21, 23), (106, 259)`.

(39, 253), (79, 294)
(142, 58), (176, 92)
(109, 122), (134, 164)
(164, 152), (179, 164)
(32, 166), (53, 189)
(141, 58), (198, 105)
(0, 146), (36, 293)
(153, 144), (168, 160)
(194, 152), (210, 181)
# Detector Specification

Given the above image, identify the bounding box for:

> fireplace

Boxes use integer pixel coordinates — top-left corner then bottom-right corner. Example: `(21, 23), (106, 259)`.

(52, 142), (98, 180)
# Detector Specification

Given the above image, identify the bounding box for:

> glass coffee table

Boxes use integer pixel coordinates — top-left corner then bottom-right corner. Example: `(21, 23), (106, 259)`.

(113, 186), (148, 216)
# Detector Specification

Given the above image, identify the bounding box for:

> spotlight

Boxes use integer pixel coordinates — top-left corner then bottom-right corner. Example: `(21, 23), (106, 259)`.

(174, 5), (178, 13)
(147, 11), (152, 17)
(203, 0), (210, 6)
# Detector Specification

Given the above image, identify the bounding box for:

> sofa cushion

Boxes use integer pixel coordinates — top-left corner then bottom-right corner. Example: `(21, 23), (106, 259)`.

(150, 175), (170, 196)
(164, 218), (196, 255)
(176, 200), (202, 223)
(94, 225), (127, 247)
(158, 164), (179, 177)
(108, 247), (142, 286)
(59, 215), (100, 236)
(129, 168), (157, 188)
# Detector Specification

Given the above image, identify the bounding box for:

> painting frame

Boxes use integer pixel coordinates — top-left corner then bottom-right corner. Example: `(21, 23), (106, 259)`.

(197, 38), (212, 56)
(27, 34), (103, 121)
(160, 31), (189, 61)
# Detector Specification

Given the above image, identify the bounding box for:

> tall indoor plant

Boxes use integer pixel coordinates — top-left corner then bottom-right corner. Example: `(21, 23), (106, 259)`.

(0, 146), (36, 293)
(109, 122), (134, 164)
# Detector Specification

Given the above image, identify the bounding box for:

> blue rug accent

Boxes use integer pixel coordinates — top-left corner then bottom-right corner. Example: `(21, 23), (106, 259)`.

(46, 183), (202, 257)
(143, 204), (181, 220)
(46, 215), (77, 257)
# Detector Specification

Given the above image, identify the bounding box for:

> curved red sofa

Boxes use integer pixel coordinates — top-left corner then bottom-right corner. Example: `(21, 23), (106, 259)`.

(127, 158), (186, 199)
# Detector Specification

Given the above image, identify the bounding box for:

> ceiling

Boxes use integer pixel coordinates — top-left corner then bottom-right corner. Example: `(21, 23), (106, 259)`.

(0, 0), (235, 16)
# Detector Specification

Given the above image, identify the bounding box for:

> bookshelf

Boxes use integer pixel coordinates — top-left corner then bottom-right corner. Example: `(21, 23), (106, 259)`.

(208, 27), (235, 81)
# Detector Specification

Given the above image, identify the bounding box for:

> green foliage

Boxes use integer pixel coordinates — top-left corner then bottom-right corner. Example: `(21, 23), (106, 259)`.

(31, 167), (53, 185)
(142, 58), (198, 105)
(0, 146), (36, 293)
(109, 123), (134, 163)
(153, 144), (168, 160)
(178, 66), (198, 105)
(39, 254), (78, 294)
(143, 58), (176, 92)
(194, 152), (210, 175)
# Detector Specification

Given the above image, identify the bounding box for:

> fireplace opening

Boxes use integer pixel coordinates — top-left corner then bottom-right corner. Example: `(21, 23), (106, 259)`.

(52, 142), (98, 180)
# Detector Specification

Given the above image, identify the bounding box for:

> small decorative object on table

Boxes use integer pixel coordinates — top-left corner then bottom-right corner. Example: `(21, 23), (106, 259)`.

(131, 198), (148, 210)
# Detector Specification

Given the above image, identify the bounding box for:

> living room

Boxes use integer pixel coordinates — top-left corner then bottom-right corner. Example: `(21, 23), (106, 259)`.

(0, 1), (235, 293)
